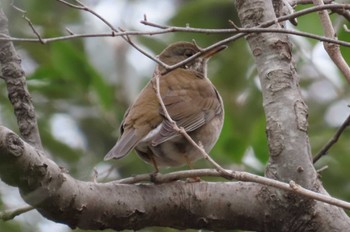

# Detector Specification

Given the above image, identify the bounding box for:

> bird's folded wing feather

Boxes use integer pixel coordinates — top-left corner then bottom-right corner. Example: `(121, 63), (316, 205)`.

(152, 69), (222, 146)
(104, 81), (160, 160)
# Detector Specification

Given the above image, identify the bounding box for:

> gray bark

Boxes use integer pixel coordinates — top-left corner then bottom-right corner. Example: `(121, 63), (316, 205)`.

(0, 10), (42, 150)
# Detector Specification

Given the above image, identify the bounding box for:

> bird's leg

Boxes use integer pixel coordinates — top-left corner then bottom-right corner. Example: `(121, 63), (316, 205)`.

(185, 155), (201, 182)
(149, 155), (161, 183)
(150, 155), (160, 173)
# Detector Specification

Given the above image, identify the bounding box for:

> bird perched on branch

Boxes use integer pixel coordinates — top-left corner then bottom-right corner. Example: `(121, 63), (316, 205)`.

(104, 41), (225, 172)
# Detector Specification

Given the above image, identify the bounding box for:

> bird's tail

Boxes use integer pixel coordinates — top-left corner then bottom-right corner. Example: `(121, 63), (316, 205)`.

(104, 129), (138, 160)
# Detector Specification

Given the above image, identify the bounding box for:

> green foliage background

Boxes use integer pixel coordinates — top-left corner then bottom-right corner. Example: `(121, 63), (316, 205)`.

(0, 0), (349, 231)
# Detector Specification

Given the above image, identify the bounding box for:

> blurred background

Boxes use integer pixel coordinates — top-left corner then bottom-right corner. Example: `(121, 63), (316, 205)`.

(0, 0), (349, 231)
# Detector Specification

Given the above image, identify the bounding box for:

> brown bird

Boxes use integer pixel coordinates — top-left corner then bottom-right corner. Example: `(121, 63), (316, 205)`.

(104, 41), (225, 172)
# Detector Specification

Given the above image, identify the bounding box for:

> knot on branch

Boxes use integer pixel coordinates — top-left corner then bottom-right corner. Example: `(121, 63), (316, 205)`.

(4, 132), (24, 157)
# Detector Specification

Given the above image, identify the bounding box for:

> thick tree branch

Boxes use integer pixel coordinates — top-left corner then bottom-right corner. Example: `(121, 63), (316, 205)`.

(0, 125), (349, 230)
(0, 126), (267, 231)
(0, 10), (42, 150)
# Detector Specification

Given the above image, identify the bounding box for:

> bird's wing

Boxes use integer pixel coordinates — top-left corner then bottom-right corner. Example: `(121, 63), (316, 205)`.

(104, 81), (161, 160)
(152, 69), (223, 146)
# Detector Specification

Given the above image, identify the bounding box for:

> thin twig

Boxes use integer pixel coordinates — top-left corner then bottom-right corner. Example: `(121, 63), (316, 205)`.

(288, 0), (350, 21)
(3, 2), (350, 61)
(288, 180), (350, 210)
(85, 1), (217, 75)
(2, 26), (350, 48)
(313, 114), (350, 163)
(55, 0), (350, 75)
(113, 168), (350, 210)
(58, 0), (173, 72)
(288, 0), (333, 7)
(316, 165), (328, 173)
(312, 0), (350, 84)
(56, 0), (83, 9)
(228, 20), (241, 31)
(344, 25), (350, 33)
(114, 169), (221, 184)
(0, 205), (34, 221)
(65, 27), (74, 35)
(11, 4), (45, 44)
(23, 16), (44, 44)
(10, 4), (26, 14)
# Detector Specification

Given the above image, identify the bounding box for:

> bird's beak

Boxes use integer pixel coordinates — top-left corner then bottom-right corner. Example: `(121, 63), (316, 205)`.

(201, 45), (227, 58)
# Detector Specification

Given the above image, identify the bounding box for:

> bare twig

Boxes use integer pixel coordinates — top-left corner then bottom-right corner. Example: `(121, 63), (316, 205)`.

(118, 29), (168, 68)
(289, 0), (350, 21)
(288, 0), (333, 7)
(113, 168), (350, 210)
(65, 27), (74, 35)
(11, 3), (45, 44)
(316, 165), (328, 173)
(142, 24), (350, 47)
(312, 0), (350, 84)
(7, 1), (350, 51)
(54, 0), (350, 75)
(2, 27), (350, 48)
(2, 2), (350, 61)
(0, 205), (34, 221)
(22, 15), (45, 44)
(57, 0), (173, 72)
(55, 0), (82, 9)
(10, 4), (26, 14)
(288, 180), (350, 210)
(228, 20), (241, 31)
(313, 114), (350, 163)
(344, 24), (350, 33)
(114, 168), (220, 184)
(142, 4), (350, 30)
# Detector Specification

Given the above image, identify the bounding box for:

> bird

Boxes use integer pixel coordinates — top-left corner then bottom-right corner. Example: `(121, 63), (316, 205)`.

(104, 41), (225, 172)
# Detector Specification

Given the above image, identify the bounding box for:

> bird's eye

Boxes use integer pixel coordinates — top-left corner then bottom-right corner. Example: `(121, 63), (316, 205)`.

(184, 49), (194, 57)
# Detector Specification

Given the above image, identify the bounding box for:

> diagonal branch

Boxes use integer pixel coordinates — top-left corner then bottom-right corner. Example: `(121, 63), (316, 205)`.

(312, 0), (350, 84)
(313, 114), (350, 163)
(0, 205), (34, 221)
(0, 10), (42, 150)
